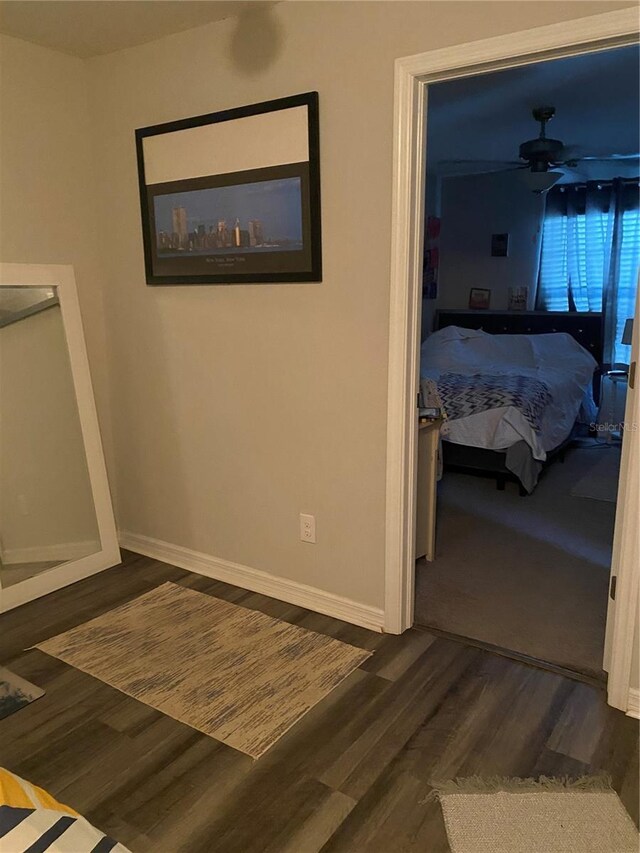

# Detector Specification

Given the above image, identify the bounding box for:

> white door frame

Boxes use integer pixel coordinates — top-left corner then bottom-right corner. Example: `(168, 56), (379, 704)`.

(384, 9), (640, 713)
(604, 283), (640, 714)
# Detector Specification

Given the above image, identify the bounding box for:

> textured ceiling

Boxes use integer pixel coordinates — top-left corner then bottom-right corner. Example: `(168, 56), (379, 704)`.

(0, 1), (272, 58)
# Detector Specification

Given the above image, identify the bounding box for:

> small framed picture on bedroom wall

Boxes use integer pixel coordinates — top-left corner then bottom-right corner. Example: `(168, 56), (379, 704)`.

(469, 288), (491, 310)
(508, 286), (529, 311)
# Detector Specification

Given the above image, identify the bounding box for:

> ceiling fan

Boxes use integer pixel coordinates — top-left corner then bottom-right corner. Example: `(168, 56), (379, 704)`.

(438, 106), (639, 191)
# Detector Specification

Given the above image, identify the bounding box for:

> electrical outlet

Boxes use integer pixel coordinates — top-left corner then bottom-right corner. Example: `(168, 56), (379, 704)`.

(299, 513), (316, 543)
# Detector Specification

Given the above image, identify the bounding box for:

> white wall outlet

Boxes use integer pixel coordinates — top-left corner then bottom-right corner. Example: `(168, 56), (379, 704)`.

(299, 513), (316, 543)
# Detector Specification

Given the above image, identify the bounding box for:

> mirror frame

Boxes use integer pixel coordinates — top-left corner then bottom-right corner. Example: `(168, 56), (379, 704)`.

(0, 263), (120, 611)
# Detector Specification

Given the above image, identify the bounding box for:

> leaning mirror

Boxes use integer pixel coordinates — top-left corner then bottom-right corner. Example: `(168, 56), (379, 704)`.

(0, 264), (119, 611)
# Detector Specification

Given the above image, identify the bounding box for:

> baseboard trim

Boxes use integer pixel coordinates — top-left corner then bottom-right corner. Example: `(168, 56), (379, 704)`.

(118, 531), (385, 633)
(627, 688), (640, 719)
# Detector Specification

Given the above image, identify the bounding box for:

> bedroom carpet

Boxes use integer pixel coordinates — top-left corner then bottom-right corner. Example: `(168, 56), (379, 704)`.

(36, 581), (371, 758)
(571, 447), (621, 503)
(415, 445), (620, 677)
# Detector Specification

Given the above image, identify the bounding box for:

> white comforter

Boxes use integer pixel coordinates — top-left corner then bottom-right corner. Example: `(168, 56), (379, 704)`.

(421, 326), (598, 461)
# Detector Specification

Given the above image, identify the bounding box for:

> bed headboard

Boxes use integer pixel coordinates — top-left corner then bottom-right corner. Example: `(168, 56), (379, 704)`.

(435, 310), (604, 400)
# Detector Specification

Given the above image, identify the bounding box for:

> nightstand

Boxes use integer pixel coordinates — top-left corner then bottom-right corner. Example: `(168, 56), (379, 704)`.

(416, 418), (443, 561)
(600, 370), (628, 440)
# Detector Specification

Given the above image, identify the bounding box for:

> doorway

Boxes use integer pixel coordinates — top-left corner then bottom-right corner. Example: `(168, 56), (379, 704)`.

(384, 8), (640, 714)
(413, 44), (638, 679)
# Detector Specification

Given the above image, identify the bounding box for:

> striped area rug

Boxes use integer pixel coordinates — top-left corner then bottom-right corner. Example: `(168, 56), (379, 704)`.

(36, 582), (371, 758)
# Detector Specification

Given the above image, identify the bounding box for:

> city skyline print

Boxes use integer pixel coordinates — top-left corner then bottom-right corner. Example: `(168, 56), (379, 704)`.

(153, 176), (303, 258)
(135, 92), (321, 284)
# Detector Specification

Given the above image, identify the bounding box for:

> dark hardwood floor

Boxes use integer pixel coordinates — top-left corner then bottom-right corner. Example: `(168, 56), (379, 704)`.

(1, 551), (638, 852)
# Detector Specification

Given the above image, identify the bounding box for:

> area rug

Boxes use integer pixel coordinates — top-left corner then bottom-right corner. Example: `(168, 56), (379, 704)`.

(430, 776), (639, 853)
(35, 582), (371, 758)
(571, 447), (621, 503)
(0, 666), (44, 720)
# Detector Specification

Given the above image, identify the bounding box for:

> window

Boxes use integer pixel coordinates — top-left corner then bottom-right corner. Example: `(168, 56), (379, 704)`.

(616, 209), (640, 364)
(537, 184), (639, 365)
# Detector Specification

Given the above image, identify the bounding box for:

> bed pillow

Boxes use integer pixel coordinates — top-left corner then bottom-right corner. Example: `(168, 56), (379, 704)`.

(421, 326), (535, 374)
(421, 327), (488, 373)
(529, 333), (598, 394)
(460, 333), (536, 370)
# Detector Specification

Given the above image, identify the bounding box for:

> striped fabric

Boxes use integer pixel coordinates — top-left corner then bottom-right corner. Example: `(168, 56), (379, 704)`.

(0, 768), (129, 853)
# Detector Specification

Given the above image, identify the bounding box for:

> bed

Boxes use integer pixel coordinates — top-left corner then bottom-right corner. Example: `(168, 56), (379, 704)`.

(421, 310), (603, 494)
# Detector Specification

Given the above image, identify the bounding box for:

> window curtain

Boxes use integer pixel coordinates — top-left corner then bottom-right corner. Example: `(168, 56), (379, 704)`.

(537, 179), (640, 366)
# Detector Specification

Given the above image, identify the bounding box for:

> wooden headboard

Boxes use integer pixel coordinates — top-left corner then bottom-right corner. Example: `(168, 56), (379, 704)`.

(435, 309), (604, 400)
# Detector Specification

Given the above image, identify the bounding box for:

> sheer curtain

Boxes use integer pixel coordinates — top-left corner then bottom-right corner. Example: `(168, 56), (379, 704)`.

(537, 179), (640, 366)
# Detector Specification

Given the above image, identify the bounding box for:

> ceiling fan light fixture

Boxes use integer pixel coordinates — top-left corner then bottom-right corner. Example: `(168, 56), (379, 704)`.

(519, 169), (563, 194)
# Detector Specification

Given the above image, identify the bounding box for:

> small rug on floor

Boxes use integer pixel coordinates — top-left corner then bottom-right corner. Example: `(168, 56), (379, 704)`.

(0, 666), (44, 720)
(570, 447), (621, 503)
(430, 776), (639, 853)
(35, 582), (371, 758)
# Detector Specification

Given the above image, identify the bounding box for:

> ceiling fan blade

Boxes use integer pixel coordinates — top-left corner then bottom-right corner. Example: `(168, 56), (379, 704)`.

(436, 161), (529, 178)
(437, 160), (522, 167)
(559, 148), (639, 163)
(574, 154), (640, 162)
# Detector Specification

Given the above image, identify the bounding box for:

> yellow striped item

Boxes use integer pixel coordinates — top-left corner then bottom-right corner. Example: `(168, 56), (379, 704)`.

(0, 767), (129, 852)
(0, 769), (78, 816)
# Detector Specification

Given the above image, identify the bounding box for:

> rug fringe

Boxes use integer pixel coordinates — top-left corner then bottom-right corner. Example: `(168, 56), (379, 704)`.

(421, 774), (613, 803)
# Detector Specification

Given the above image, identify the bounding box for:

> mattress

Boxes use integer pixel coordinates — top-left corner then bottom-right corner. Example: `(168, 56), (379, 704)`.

(420, 326), (598, 461)
(431, 366), (594, 460)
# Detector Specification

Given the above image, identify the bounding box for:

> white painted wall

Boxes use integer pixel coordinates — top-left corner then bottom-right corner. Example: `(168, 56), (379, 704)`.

(436, 170), (545, 313)
(84, 1), (627, 609)
(631, 616), (639, 692)
(0, 1), (630, 612)
(0, 33), (115, 481)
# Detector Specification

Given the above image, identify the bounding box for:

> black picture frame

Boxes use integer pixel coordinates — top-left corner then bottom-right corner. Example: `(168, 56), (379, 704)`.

(135, 92), (322, 285)
(469, 287), (491, 310)
(490, 232), (509, 257)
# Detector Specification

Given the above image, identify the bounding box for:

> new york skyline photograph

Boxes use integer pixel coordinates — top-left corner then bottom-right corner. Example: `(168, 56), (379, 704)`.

(153, 176), (304, 256)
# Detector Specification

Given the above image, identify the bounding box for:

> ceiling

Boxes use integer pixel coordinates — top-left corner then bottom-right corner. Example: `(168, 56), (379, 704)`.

(0, 0), (272, 58)
(426, 44), (640, 181)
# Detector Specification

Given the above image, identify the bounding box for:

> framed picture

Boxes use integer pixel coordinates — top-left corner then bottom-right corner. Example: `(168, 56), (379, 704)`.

(508, 286), (528, 311)
(135, 92), (322, 285)
(469, 287), (491, 310)
(422, 216), (440, 300)
(491, 233), (509, 257)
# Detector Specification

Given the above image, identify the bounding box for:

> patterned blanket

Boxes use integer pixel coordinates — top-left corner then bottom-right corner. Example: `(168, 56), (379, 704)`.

(429, 372), (552, 433)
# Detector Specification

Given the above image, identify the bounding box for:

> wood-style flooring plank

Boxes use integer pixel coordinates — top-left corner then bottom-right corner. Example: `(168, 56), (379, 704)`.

(1, 555), (637, 853)
(319, 642), (478, 800)
(546, 681), (610, 763)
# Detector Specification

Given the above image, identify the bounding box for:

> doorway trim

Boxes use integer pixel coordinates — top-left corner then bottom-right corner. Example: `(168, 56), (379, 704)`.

(384, 8), (640, 712)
